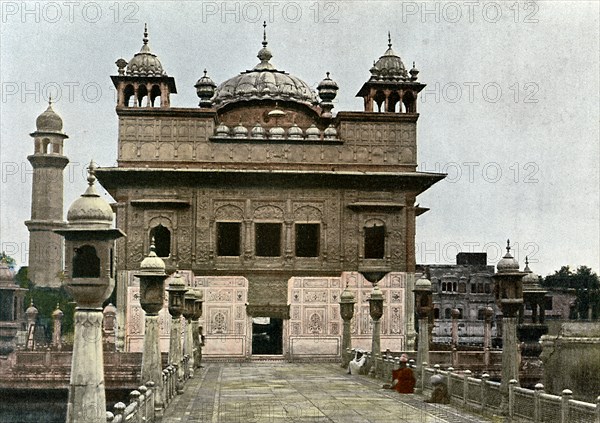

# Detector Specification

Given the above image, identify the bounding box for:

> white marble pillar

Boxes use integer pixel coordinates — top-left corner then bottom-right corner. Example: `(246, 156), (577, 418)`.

(169, 316), (184, 394)
(66, 310), (106, 423)
(183, 318), (195, 377)
(501, 316), (519, 394)
(141, 314), (163, 414)
(416, 317), (429, 371)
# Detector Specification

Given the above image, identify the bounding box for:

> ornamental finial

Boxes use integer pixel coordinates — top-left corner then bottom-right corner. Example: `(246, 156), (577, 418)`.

(506, 239), (511, 254)
(262, 21), (268, 47)
(86, 160), (98, 186)
(143, 23), (148, 45)
(388, 31), (392, 48)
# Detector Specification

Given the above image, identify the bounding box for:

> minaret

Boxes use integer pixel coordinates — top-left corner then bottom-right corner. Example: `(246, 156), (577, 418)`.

(25, 99), (69, 288)
(111, 24), (177, 108)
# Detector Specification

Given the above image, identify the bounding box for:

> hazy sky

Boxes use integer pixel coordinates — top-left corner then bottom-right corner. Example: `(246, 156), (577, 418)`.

(1, 1), (598, 276)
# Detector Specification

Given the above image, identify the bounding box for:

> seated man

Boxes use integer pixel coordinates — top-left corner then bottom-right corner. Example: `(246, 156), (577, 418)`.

(391, 353), (416, 394)
(425, 375), (450, 404)
(348, 349), (367, 375)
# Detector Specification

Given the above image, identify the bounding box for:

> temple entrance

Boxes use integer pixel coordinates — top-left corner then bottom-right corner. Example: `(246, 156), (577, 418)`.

(251, 317), (283, 355)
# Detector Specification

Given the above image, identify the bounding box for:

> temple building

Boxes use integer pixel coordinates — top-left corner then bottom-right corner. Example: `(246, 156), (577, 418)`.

(29, 24), (444, 359)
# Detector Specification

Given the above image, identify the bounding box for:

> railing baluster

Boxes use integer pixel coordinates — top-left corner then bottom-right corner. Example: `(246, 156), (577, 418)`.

(561, 389), (572, 423)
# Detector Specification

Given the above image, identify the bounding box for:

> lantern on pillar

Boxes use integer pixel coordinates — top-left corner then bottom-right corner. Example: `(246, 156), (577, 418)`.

(192, 289), (203, 369)
(166, 271), (187, 394)
(166, 272), (187, 318)
(339, 282), (356, 368)
(136, 241), (167, 315)
(413, 274), (432, 374)
(492, 239), (525, 414)
(183, 289), (196, 375)
(135, 241), (167, 414)
(55, 160), (125, 423)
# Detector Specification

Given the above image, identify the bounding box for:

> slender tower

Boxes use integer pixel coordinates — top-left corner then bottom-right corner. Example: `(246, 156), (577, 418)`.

(25, 100), (69, 287)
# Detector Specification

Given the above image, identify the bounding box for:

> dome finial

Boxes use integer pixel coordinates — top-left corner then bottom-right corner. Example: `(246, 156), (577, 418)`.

(143, 23), (148, 45)
(150, 237), (156, 253)
(86, 160), (98, 186)
(525, 255), (529, 266)
(48, 95), (53, 106)
(262, 21), (268, 47)
(506, 239), (511, 254)
(388, 31), (392, 48)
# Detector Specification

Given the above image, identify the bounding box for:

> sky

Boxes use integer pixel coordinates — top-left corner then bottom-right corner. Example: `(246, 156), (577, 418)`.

(0, 1), (598, 277)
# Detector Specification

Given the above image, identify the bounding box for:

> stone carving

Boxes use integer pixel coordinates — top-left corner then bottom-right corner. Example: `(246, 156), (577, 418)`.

(304, 290), (327, 303)
(130, 305), (143, 335)
(308, 312), (323, 334)
(293, 205), (322, 221)
(207, 289), (232, 302)
(331, 322), (339, 335)
(253, 205), (284, 220)
(212, 311), (226, 334)
(215, 204), (244, 220)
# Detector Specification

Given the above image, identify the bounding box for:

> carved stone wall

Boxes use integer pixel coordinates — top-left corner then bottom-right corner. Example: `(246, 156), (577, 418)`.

(194, 276), (249, 358)
(287, 272), (409, 359)
(117, 113), (416, 171)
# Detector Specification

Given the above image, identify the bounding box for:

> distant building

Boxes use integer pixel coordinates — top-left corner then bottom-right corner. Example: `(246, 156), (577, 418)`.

(420, 253), (500, 345)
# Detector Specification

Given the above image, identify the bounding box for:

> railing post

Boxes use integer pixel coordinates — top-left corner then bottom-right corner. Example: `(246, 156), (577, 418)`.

(463, 369), (472, 406)
(106, 411), (114, 422)
(481, 373), (490, 412)
(146, 381), (156, 419)
(508, 379), (518, 419)
(129, 390), (141, 423)
(561, 389), (572, 423)
(447, 367), (454, 399)
(534, 383), (544, 423)
(113, 402), (126, 421)
(138, 385), (148, 422)
(420, 362), (428, 393)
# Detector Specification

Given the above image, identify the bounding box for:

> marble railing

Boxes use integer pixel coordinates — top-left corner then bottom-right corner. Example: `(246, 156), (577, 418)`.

(106, 355), (191, 423)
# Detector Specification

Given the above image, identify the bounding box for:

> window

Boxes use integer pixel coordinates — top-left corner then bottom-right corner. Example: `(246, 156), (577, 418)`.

(444, 308), (452, 319)
(295, 224), (320, 257)
(150, 225), (171, 257)
(364, 225), (385, 259)
(478, 309), (486, 320)
(217, 222), (241, 256)
(255, 223), (282, 257)
(73, 245), (100, 278)
(544, 296), (553, 311)
(434, 308), (440, 319)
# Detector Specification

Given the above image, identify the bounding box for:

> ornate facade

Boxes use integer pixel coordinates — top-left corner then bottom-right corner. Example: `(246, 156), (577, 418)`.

(95, 25), (444, 358)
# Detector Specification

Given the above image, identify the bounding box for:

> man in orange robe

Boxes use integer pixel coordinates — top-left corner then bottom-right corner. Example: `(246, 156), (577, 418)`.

(392, 353), (416, 394)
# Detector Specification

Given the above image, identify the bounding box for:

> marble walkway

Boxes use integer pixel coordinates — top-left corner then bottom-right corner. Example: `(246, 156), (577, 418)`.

(162, 362), (494, 423)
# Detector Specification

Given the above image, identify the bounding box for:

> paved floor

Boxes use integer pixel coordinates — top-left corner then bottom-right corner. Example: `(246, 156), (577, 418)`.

(162, 362), (493, 423)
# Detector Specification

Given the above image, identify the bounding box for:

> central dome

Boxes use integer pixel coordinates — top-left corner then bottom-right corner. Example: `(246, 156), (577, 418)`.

(212, 24), (317, 109)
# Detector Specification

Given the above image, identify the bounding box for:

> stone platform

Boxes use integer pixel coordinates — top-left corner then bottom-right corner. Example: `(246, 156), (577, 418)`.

(163, 362), (492, 422)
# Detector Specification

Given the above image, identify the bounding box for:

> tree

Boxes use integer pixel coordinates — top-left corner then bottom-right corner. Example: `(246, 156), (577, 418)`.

(542, 265), (600, 319)
(0, 251), (16, 269)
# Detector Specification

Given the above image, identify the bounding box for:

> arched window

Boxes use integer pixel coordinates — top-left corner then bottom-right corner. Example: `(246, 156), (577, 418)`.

(124, 84), (135, 107)
(150, 85), (161, 107)
(387, 91), (400, 112)
(73, 245), (100, 278)
(442, 282), (447, 292)
(150, 225), (171, 257)
(364, 221), (385, 259)
(137, 84), (148, 107)
(373, 90), (386, 112)
(444, 308), (452, 319)
(434, 308), (440, 319)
